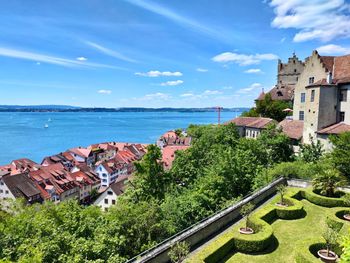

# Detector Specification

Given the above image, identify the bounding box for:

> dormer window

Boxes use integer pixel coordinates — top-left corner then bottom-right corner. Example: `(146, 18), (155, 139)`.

(277, 91), (283, 97)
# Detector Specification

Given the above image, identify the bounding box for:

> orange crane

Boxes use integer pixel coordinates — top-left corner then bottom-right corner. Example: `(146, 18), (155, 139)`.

(213, 106), (223, 126)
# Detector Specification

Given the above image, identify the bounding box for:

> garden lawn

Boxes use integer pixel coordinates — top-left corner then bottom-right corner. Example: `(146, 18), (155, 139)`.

(224, 199), (343, 263)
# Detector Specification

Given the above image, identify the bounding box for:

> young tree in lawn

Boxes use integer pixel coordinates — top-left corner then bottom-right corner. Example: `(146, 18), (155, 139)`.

(240, 203), (254, 231)
(168, 241), (190, 263)
(277, 185), (287, 206)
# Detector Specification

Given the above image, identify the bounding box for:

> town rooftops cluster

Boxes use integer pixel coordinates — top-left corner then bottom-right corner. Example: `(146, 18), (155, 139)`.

(0, 141), (148, 205)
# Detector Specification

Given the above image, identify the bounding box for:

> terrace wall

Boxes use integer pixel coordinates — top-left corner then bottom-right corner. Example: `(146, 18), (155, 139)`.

(127, 177), (286, 263)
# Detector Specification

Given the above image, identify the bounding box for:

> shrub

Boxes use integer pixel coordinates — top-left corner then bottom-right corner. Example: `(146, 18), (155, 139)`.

(301, 188), (348, 207)
(312, 169), (347, 197)
(276, 185), (287, 205)
(168, 241), (190, 263)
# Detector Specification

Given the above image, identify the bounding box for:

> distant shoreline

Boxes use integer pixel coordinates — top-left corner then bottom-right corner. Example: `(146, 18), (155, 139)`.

(0, 106), (249, 113)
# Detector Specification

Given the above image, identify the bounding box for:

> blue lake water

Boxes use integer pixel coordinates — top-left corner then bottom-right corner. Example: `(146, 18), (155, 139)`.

(0, 111), (240, 165)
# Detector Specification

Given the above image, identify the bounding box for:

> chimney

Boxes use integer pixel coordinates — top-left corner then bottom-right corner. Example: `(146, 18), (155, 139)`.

(327, 72), (332, 84)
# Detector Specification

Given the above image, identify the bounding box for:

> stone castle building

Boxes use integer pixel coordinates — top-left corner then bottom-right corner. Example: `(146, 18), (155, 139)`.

(257, 53), (304, 103)
(292, 50), (350, 149)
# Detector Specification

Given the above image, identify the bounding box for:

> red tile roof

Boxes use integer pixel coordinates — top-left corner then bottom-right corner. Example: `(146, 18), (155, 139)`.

(317, 122), (350, 135)
(256, 85), (294, 101)
(162, 145), (189, 170)
(278, 119), (304, 140)
(319, 56), (335, 72)
(226, 117), (275, 129)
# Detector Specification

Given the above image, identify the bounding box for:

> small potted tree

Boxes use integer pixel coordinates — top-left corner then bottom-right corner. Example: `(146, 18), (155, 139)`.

(343, 194), (350, 221)
(276, 185), (288, 207)
(168, 241), (190, 263)
(239, 203), (254, 235)
(317, 225), (338, 262)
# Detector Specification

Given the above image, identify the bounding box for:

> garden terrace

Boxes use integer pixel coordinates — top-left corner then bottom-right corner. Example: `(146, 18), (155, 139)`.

(186, 187), (350, 263)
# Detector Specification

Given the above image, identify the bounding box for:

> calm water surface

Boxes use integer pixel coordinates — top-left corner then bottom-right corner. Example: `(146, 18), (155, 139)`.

(0, 111), (240, 165)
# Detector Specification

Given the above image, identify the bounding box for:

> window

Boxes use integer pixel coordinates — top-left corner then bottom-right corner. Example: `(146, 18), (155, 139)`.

(99, 167), (102, 171)
(311, 90), (315, 102)
(112, 200), (116, 205)
(104, 198), (108, 204)
(102, 179), (107, 183)
(5, 190), (9, 194)
(299, 111), (304, 121)
(301, 93), (305, 103)
(294, 69), (297, 72)
(340, 89), (347, 102)
(309, 77), (314, 84)
(107, 190), (113, 195)
(0, 181), (3, 185)
(340, 112), (345, 122)
(0, 190), (3, 193)
(102, 173), (107, 178)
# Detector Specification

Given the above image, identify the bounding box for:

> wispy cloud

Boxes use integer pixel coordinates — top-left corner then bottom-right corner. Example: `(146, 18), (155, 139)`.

(85, 41), (137, 63)
(269, 0), (350, 42)
(160, 80), (184, 86)
(203, 89), (222, 95)
(135, 70), (183, 77)
(317, 44), (350, 55)
(0, 46), (118, 69)
(196, 68), (208, 72)
(122, 0), (229, 42)
(134, 92), (171, 101)
(180, 89), (222, 99)
(244, 68), (263, 74)
(212, 52), (278, 66)
(98, 89), (112, 94)
(237, 83), (263, 93)
(76, 57), (87, 61)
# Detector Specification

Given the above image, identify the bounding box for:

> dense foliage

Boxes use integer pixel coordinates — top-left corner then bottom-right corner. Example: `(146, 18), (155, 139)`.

(0, 123), (315, 262)
(241, 93), (292, 122)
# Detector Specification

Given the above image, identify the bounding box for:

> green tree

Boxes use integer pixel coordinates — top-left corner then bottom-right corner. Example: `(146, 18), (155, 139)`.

(240, 203), (254, 230)
(298, 137), (324, 163)
(242, 93), (292, 122)
(312, 168), (347, 197)
(330, 132), (350, 178)
(257, 124), (294, 166)
(130, 144), (170, 201)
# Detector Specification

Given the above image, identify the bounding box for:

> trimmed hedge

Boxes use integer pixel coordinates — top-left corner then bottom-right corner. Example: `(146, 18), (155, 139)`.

(301, 188), (348, 207)
(186, 188), (304, 263)
(186, 188), (350, 263)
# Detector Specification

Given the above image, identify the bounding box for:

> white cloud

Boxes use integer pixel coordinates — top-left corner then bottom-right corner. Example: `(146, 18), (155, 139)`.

(160, 80), (184, 86)
(269, 0), (350, 42)
(203, 90), (223, 95)
(244, 68), (263, 74)
(196, 68), (208, 72)
(0, 46), (119, 69)
(85, 41), (137, 63)
(135, 92), (171, 101)
(180, 93), (195, 97)
(135, 70), (183, 77)
(98, 89), (112, 94)
(212, 52), (278, 66)
(238, 83), (263, 93)
(317, 44), (350, 55)
(222, 86), (233, 90)
(76, 57), (87, 61)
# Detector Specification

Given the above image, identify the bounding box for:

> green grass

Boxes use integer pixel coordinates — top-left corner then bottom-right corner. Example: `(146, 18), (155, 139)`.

(224, 199), (348, 263)
(186, 188), (350, 263)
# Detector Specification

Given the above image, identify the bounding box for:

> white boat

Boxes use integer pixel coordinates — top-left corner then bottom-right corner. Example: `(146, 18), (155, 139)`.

(44, 124), (49, 128)
(48, 118), (52, 122)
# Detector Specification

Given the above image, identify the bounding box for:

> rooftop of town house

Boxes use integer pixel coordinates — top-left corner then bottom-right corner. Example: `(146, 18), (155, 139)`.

(162, 145), (190, 170)
(69, 147), (92, 158)
(0, 170), (10, 177)
(278, 119), (304, 140)
(99, 159), (125, 174)
(227, 117), (276, 129)
(317, 122), (350, 135)
(256, 85), (294, 102)
(110, 178), (127, 195)
(3, 173), (41, 199)
(70, 170), (100, 187)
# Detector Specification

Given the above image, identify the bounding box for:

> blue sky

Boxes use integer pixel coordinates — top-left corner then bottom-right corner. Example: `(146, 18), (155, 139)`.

(0, 0), (350, 108)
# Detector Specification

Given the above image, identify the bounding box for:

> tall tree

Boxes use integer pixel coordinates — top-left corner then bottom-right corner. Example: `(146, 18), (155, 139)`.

(329, 132), (350, 178)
